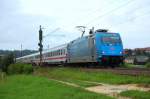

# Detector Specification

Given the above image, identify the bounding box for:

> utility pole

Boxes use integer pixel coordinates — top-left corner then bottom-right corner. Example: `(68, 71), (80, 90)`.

(38, 25), (43, 66)
(21, 44), (22, 57)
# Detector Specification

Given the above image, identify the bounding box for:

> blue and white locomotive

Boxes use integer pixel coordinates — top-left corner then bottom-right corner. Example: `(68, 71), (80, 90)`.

(67, 29), (123, 65)
(16, 29), (124, 67)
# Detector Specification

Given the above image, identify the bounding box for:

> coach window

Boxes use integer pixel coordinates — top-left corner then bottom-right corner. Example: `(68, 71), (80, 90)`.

(60, 49), (62, 55)
(61, 50), (63, 55)
(59, 50), (61, 55)
(58, 50), (59, 55)
(64, 49), (65, 54)
(54, 51), (56, 56)
(51, 52), (53, 56)
(61, 49), (63, 55)
(63, 49), (65, 54)
(59, 50), (60, 55)
(55, 51), (57, 56)
(53, 52), (54, 56)
(47, 52), (50, 57)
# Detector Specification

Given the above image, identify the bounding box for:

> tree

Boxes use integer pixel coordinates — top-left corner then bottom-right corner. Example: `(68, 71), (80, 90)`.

(0, 56), (2, 70)
(1, 53), (14, 73)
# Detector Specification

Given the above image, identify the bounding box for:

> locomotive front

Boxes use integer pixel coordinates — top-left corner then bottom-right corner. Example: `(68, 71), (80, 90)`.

(94, 30), (124, 65)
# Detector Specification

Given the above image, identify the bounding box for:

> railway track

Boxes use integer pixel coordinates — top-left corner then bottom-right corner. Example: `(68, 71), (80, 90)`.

(80, 67), (150, 76)
(41, 64), (150, 76)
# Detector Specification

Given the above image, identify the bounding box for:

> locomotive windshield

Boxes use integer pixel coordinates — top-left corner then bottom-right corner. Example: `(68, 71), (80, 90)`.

(101, 34), (121, 44)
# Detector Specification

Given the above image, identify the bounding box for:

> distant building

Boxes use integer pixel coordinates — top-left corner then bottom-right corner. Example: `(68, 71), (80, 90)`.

(135, 47), (150, 54)
(124, 47), (150, 64)
(124, 56), (134, 64)
(145, 47), (150, 53)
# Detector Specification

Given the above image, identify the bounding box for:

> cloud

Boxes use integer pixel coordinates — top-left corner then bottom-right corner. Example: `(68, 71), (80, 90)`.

(0, 0), (150, 50)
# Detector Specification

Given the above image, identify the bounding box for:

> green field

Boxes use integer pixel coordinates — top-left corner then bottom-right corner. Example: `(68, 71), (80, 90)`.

(120, 90), (150, 99)
(0, 75), (114, 99)
(35, 67), (150, 85)
(0, 67), (150, 99)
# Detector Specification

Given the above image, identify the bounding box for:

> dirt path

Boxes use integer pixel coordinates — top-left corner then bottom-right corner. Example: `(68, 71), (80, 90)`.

(85, 82), (150, 99)
(49, 78), (79, 87)
(49, 79), (150, 99)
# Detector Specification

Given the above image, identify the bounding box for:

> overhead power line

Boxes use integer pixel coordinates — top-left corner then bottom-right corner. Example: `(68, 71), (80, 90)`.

(57, 1), (123, 30)
(112, 10), (150, 27)
(85, 0), (136, 26)
(43, 28), (61, 38)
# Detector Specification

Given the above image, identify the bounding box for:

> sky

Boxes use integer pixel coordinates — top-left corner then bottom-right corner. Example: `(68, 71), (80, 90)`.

(0, 0), (150, 50)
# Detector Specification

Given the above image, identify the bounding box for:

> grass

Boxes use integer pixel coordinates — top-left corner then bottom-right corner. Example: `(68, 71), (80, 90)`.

(121, 63), (135, 68)
(0, 71), (6, 81)
(145, 62), (150, 68)
(0, 75), (114, 99)
(120, 90), (150, 99)
(35, 67), (150, 84)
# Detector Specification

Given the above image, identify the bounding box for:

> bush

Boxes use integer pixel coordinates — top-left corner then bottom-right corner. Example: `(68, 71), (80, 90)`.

(121, 63), (133, 68)
(8, 63), (33, 75)
(22, 64), (33, 74)
(145, 62), (150, 68)
(1, 53), (14, 73)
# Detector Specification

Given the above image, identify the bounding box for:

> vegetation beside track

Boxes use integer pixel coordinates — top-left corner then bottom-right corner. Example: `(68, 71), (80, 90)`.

(145, 62), (150, 68)
(7, 63), (33, 75)
(0, 75), (114, 99)
(120, 90), (150, 99)
(35, 67), (150, 85)
(1, 67), (150, 99)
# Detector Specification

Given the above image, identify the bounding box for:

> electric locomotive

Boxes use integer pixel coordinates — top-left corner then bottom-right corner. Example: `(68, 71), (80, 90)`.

(94, 29), (124, 65)
(67, 29), (124, 66)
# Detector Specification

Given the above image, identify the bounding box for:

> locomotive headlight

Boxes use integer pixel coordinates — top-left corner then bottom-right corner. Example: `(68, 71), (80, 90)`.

(102, 51), (105, 54)
(120, 51), (122, 54)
